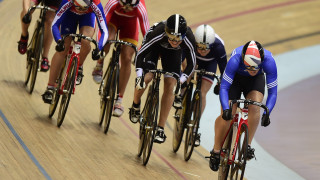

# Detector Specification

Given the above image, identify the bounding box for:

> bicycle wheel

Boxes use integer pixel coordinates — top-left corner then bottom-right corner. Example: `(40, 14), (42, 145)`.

(184, 90), (202, 161)
(229, 123), (248, 180)
(172, 85), (192, 152)
(218, 125), (233, 180)
(28, 23), (43, 94)
(49, 66), (64, 118)
(56, 57), (77, 127)
(25, 23), (40, 86)
(138, 87), (152, 157)
(98, 63), (112, 126)
(142, 91), (159, 165)
(103, 64), (118, 134)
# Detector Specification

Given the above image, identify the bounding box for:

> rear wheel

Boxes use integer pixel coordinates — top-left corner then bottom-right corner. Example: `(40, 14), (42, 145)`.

(229, 124), (248, 180)
(103, 64), (118, 134)
(25, 24), (40, 86)
(218, 126), (233, 180)
(184, 91), (202, 161)
(142, 91), (159, 166)
(28, 26), (43, 94)
(57, 58), (77, 127)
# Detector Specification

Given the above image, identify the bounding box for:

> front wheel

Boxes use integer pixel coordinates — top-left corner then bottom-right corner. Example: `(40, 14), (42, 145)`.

(229, 123), (248, 180)
(56, 58), (77, 127)
(184, 91), (202, 161)
(218, 126), (233, 180)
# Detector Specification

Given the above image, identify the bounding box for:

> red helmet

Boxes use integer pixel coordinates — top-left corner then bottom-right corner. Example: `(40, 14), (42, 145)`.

(242, 40), (264, 70)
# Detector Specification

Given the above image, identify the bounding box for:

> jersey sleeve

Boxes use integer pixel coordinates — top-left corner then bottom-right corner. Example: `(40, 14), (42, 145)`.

(181, 28), (196, 78)
(262, 53), (278, 114)
(215, 44), (227, 77)
(91, 2), (109, 50)
(219, 50), (240, 110)
(51, 0), (72, 42)
(136, 2), (150, 36)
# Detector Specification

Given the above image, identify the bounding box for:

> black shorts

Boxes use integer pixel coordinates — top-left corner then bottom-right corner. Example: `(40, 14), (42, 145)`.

(40, 0), (62, 9)
(142, 46), (182, 76)
(229, 73), (265, 100)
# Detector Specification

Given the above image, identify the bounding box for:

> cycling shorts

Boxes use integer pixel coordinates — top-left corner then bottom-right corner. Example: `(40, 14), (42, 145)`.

(229, 73), (265, 100)
(142, 47), (182, 78)
(108, 13), (139, 46)
(197, 59), (218, 84)
(60, 11), (96, 35)
(31, 0), (62, 10)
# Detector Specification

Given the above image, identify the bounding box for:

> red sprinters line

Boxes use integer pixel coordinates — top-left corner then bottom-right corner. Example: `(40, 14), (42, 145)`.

(190, 0), (314, 28)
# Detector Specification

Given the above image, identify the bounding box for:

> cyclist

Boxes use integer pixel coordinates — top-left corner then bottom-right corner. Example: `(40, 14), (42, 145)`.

(208, 40), (278, 171)
(182, 24), (227, 147)
(129, 14), (196, 144)
(92, 0), (150, 117)
(41, 0), (108, 104)
(18, 0), (62, 72)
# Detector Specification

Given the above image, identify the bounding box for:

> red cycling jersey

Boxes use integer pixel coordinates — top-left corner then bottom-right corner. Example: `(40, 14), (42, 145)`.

(98, 0), (150, 46)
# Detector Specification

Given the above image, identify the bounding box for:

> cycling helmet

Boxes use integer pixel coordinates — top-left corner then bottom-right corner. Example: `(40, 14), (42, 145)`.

(72, 0), (92, 8)
(242, 40), (264, 70)
(119, 0), (140, 7)
(194, 24), (215, 50)
(165, 14), (187, 42)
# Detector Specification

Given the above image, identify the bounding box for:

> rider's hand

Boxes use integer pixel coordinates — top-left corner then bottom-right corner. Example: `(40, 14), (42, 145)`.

(135, 76), (146, 90)
(92, 48), (100, 60)
(22, 14), (31, 24)
(55, 39), (65, 52)
(222, 109), (232, 120)
(261, 114), (270, 127)
(213, 82), (220, 95)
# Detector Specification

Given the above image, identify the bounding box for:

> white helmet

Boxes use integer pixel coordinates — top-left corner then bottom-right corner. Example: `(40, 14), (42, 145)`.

(194, 24), (215, 49)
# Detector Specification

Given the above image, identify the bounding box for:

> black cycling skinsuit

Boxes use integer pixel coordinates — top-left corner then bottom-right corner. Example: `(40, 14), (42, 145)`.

(135, 21), (196, 79)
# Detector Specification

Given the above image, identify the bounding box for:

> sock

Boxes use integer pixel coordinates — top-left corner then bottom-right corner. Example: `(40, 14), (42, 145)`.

(116, 95), (123, 104)
(20, 34), (28, 41)
(132, 101), (140, 109)
(47, 84), (54, 90)
(157, 126), (164, 130)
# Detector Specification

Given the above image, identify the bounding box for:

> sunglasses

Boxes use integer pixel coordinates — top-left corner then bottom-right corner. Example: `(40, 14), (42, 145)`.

(166, 32), (183, 42)
(245, 66), (260, 71)
(196, 43), (210, 51)
(74, 5), (89, 11)
(119, 1), (134, 10)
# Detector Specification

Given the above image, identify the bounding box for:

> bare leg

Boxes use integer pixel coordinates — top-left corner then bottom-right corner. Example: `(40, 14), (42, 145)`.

(158, 77), (176, 128)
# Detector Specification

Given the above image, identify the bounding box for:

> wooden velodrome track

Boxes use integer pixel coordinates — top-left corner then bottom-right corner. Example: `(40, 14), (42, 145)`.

(0, 0), (320, 179)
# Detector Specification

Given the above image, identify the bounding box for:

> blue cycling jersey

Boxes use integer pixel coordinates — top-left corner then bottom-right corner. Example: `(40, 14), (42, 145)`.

(51, 0), (108, 50)
(220, 45), (278, 114)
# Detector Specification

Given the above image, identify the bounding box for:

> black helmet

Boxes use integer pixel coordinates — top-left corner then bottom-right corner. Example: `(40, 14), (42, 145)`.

(119, 0), (140, 7)
(165, 14), (187, 41)
(241, 40), (265, 70)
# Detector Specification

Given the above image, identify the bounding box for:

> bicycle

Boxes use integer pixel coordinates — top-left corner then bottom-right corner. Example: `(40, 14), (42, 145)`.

(98, 39), (137, 134)
(48, 34), (100, 127)
(171, 69), (220, 160)
(23, 3), (56, 94)
(217, 99), (269, 180)
(137, 69), (180, 165)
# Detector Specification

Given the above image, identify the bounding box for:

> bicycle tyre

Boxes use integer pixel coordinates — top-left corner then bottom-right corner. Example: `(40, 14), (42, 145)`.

(49, 64), (65, 118)
(172, 85), (192, 153)
(218, 125), (233, 180)
(24, 23), (40, 86)
(184, 90), (202, 161)
(28, 23), (43, 94)
(138, 87), (152, 157)
(56, 57), (77, 127)
(103, 64), (118, 134)
(98, 63), (112, 126)
(229, 123), (248, 180)
(142, 90), (159, 165)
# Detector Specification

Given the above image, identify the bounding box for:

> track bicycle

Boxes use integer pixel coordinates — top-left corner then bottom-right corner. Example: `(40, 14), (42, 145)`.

(23, 3), (56, 94)
(217, 99), (269, 180)
(137, 69), (180, 165)
(48, 34), (100, 127)
(98, 39), (137, 134)
(183, 69), (220, 161)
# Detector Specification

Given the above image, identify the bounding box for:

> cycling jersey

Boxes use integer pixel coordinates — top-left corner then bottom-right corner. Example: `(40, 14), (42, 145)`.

(51, 0), (108, 50)
(195, 34), (227, 83)
(135, 22), (196, 80)
(220, 45), (278, 114)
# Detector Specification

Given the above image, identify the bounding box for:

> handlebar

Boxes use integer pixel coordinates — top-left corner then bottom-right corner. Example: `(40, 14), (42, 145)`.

(22, 5), (56, 24)
(229, 99), (270, 118)
(146, 69), (181, 96)
(57, 34), (100, 60)
(193, 69), (220, 84)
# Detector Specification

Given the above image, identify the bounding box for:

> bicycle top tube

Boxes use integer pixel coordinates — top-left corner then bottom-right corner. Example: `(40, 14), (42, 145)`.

(230, 99), (270, 117)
